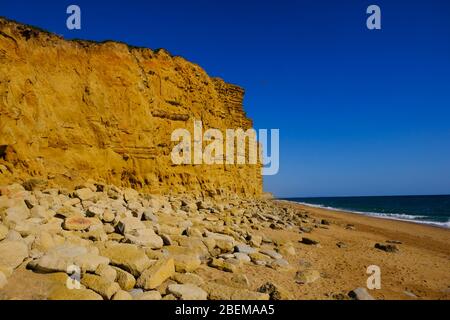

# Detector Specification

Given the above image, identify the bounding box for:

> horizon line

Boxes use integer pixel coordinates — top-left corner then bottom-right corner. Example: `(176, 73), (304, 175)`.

(277, 193), (450, 199)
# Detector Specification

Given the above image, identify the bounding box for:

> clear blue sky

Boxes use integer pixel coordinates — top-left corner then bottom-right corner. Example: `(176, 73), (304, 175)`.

(2, 0), (450, 197)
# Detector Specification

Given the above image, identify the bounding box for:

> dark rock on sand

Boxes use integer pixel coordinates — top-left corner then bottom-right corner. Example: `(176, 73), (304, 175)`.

(348, 287), (375, 300)
(375, 243), (399, 253)
(300, 237), (319, 245)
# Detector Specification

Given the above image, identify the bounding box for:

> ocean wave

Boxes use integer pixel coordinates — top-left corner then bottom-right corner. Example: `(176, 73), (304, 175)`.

(281, 200), (450, 229)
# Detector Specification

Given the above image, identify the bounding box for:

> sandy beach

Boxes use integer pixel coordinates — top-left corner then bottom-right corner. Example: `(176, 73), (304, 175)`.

(215, 200), (450, 300)
(1, 183), (449, 300)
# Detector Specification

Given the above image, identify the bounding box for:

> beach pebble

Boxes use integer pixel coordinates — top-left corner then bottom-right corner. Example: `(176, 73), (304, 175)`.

(375, 243), (399, 253)
(295, 269), (320, 284)
(336, 241), (347, 248)
(403, 291), (418, 298)
(349, 287), (375, 300)
(300, 237), (319, 245)
(258, 282), (292, 300)
(299, 226), (312, 233)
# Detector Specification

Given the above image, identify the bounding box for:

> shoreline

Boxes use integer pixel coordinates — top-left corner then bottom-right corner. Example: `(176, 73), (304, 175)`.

(278, 199), (450, 230)
(271, 200), (450, 299)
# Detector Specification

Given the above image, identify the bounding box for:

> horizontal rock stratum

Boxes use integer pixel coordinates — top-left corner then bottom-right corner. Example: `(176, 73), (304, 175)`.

(0, 18), (262, 197)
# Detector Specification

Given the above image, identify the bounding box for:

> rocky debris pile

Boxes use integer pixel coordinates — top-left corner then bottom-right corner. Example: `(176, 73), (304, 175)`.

(0, 182), (338, 300)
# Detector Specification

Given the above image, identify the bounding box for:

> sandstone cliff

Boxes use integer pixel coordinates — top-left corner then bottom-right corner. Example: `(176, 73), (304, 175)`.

(0, 18), (262, 197)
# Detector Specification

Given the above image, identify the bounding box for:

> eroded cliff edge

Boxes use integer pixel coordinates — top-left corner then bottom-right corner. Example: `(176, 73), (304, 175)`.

(0, 18), (262, 197)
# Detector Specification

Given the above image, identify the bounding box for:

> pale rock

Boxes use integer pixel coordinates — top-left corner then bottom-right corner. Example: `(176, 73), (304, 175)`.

(100, 243), (152, 277)
(225, 258), (241, 267)
(124, 228), (163, 249)
(205, 232), (232, 250)
(112, 266), (136, 291)
(168, 284), (207, 300)
(156, 279), (177, 295)
(32, 231), (62, 252)
(249, 234), (262, 247)
(148, 198), (163, 212)
(39, 218), (63, 234)
(28, 244), (109, 273)
(112, 290), (133, 300)
(202, 238), (216, 252)
(103, 223), (115, 234)
(83, 226), (108, 242)
(136, 290), (162, 300)
(116, 217), (146, 235)
(159, 224), (184, 236)
(48, 286), (103, 300)
(0, 224), (8, 241)
(95, 264), (117, 282)
(145, 249), (166, 260)
(0, 265), (13, 277)
(172, 254), (202, 273)
(81, 274), (121, 300)
(13, 219), (41, 237)
(208, 258), (237, 273)
(260, 249), (283, 260)
(186, 227), (203, 238)
(0, 240), (29, 269)
(123, 188), (139, 202)
(234, 244), (257, 255)
(4, 205), (30, 225)
(295, 269), (321, 284)
(102, 209), (115, 223)
(270, 259), (292, 271)
(5, 229), (22, 241)
(234, 252), (251, 263)
(63, 198), (81, 207)
(278, 245), (296, 256)
(137, 258), (175, 290)
(0, 184), (25, 197)
(73, 252), (110, 273)
(30, 205), (55, 220)
(143, 209), (158, 223)
(56, 205), (83, 218)
(129, 288), (143, 298)
(127, 201), (144, 219)
(249, 252), (272, 265)
(0, 271), (7, 289)
(172, 273), (205, 286)
(74, 188), (95, 201)
(86, 206), (104, 218)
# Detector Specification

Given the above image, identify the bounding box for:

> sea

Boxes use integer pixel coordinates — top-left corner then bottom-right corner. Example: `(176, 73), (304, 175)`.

(283, 195), (450, 228)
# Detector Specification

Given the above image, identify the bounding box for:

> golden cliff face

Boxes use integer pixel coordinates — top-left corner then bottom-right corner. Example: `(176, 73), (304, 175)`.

(0, 18), (262, 197)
